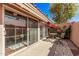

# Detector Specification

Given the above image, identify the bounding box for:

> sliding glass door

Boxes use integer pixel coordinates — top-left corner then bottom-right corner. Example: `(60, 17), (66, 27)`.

(5, 10), (38, 55)
(34, 21), (38, 42)
(45, 26), (48, 37)
(29, 18), (38, 45)
(5, 10), (27, 55)
(40, 23), (44, 39)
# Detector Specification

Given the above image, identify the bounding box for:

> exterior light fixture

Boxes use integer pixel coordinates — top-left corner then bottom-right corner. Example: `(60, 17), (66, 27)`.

(13, 13), (17, 16)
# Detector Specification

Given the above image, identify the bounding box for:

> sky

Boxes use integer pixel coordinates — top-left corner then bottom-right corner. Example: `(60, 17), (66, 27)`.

(34, 3), (79, 22)
(69, 8), (79, 22)
(34, 3), (52, 19)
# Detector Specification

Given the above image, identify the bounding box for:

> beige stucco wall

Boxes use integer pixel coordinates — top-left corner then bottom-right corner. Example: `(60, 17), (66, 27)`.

(0, 4), (4, 55)
(71, 22), (79, 48)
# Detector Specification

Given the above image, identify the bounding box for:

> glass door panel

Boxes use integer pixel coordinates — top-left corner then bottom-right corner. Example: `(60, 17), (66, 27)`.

(5, 27), (16, 55)
(29, 19), (38, 45)
(40, 24), (43, 39)
(34, 22), (38, 42)
(5, 10), (27, 55)
(22, 28), (27, 45)
(15, 28), (24, 49)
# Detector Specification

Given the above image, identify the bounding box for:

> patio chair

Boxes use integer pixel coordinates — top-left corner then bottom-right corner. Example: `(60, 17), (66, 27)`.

(61, 32), (65, 39)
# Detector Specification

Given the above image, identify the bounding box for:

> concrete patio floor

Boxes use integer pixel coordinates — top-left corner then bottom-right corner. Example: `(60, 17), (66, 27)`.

(10, 39), (79, 56)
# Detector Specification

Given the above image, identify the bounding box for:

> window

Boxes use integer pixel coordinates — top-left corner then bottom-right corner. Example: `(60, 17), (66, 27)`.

(5, 10), (27, 55)
(5, 25), (15, 49)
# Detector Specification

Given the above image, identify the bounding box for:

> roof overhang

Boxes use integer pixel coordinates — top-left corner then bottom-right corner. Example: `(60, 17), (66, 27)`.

(3, 3), (50, 23)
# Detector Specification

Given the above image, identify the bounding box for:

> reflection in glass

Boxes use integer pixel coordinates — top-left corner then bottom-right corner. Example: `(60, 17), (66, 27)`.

(29, 19), (38, 45)
(5, 10), (27, 55)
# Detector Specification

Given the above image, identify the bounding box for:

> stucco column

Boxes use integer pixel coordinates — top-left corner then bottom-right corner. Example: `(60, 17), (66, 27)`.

(0, 4), (4, 56)
(27, 17), (30, 46)
(43, 24), (45, 38)
(38, 21), (40, 41)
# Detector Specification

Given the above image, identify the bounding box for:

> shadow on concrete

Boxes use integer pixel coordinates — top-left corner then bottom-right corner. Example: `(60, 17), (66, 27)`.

(47, 39), (79, 56)
(42, 39), (65, 56)
(48, 43), (56, 56)
(42, 38), (58, 56)
(47, 39), (64, 56)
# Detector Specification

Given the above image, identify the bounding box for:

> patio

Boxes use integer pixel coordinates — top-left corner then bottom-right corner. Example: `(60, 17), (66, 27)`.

(10, 39), (79, 56)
